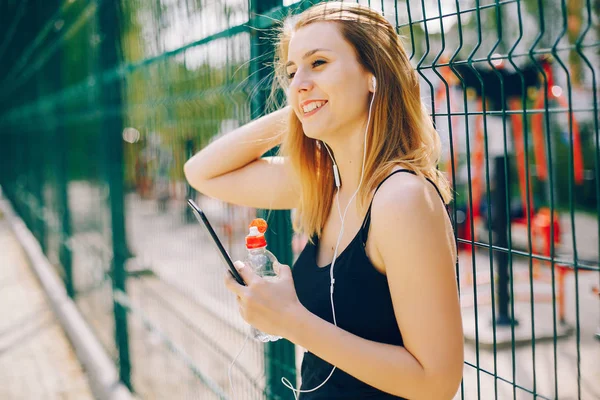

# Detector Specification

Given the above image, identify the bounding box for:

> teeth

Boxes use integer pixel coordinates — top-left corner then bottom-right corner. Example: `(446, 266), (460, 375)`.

(302, 101), (326, 113)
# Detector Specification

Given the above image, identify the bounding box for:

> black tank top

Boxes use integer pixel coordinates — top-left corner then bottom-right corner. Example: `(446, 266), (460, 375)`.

(291, 169), (445, 399)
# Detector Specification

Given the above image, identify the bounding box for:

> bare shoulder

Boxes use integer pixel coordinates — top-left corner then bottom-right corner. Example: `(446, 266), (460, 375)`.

(369, 171), (454, 266)
(370, 171), (446, 219)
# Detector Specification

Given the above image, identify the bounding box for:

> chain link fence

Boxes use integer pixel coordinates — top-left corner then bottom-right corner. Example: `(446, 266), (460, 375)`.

(0, 0), (598, 399)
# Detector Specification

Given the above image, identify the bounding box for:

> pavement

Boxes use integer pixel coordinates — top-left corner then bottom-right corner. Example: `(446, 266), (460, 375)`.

(0, 213), (94, 400)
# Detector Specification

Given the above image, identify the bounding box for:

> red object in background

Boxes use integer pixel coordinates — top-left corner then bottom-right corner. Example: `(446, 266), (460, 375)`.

(530, 63), (584, 185)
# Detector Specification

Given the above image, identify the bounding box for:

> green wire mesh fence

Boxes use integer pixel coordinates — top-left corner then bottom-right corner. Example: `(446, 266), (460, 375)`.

(0, 0), (598, 399)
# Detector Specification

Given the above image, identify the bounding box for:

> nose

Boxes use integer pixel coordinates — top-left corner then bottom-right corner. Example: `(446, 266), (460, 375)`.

(289, 70), (314, 94)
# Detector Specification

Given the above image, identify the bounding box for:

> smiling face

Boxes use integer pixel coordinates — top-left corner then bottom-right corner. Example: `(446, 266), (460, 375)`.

(285, 22), (372, 141)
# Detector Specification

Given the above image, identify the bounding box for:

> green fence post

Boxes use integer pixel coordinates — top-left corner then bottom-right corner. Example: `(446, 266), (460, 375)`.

(99, 0), (132, 390)
(52, 67), (75, 298)
(31, 117), (46, 253)
(31, 2), (49, 254)
(56, 125), (75, 298)
(27, 0), (75, 297)
(260, 209), (297, 400)
(250, 0), (296, 398)
(36, 131), (46, 253)
(26, 129), (35, 231)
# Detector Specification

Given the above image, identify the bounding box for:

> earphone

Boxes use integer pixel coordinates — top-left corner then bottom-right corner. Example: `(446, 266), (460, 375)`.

(281, 76), (377, 399)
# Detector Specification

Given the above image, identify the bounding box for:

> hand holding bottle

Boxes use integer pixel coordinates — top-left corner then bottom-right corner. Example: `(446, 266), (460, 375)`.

(223, 219), (305, 342)
(226, 260), (302, 341)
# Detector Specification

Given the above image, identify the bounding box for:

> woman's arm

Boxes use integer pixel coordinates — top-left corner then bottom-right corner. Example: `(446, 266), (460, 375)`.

(287, 174), (463, 399)
(289, 309), (438, 398)
(184, 105), (301, 209)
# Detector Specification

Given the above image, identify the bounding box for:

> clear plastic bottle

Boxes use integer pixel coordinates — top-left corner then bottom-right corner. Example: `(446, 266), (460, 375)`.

(244, 222), (282, 343)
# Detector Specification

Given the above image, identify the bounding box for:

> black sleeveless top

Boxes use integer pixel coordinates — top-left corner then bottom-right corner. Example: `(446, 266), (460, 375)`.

(291, 169), (445, 399)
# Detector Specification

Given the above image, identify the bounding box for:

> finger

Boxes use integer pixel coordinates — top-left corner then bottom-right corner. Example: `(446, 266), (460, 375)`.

(234, 260), (259, 285)
(275, 262), (292, 279)
(224, 272), (247, 297)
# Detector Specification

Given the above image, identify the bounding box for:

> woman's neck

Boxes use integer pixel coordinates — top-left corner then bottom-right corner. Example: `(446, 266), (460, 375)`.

(324, 128), (367, 200)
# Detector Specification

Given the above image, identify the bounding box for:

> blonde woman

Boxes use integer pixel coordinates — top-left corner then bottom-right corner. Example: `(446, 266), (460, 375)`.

(184, 3), (463, 399)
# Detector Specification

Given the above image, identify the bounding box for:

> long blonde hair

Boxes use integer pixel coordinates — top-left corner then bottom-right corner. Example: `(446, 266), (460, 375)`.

(272, 2), (451, 238)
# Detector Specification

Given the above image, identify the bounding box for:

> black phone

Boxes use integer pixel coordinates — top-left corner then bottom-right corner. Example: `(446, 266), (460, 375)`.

(187, 199), (246, 286)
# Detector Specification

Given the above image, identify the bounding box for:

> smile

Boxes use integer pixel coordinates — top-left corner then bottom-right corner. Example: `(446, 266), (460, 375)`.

(302, 100), (328, 117)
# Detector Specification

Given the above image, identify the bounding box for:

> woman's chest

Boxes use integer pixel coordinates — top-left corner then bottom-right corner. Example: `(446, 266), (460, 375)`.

(292, 245), (403, 344)
(316, 210), (383, 273)
(315, 211), (362, 268)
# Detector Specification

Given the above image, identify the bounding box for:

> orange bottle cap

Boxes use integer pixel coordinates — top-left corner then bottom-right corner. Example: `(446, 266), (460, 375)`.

(249, 218), (268, 234)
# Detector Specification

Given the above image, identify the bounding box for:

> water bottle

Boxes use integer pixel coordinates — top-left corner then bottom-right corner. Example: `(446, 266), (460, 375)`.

(244, 219), (282, 343)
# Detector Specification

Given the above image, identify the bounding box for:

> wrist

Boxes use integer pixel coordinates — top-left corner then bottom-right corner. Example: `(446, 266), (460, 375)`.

(283, 301), (311, 343)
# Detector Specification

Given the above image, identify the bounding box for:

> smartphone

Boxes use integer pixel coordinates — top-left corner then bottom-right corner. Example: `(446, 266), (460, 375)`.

(187, 199), (246, 286)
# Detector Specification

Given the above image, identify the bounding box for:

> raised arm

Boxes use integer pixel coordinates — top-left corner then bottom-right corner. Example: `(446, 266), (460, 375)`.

(183, 106), (301, 210)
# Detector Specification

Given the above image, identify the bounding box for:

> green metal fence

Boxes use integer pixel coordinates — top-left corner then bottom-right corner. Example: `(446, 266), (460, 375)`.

(0, 0), (598, 399)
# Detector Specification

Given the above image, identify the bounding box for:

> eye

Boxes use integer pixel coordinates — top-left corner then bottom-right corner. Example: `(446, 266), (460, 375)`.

(286, 59), (326, 80)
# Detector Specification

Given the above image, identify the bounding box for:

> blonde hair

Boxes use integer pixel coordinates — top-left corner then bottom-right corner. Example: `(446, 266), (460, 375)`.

(272, 2), (452, 238)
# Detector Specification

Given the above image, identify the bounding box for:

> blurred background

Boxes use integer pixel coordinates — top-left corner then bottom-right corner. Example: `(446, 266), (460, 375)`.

(0, 0), (598, 399)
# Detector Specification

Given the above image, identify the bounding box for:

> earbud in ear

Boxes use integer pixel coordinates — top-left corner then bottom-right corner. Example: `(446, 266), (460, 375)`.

(371, 76), (377, 93)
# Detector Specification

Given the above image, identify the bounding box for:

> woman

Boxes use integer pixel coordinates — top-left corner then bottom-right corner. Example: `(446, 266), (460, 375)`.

(184, 2), (463, 399)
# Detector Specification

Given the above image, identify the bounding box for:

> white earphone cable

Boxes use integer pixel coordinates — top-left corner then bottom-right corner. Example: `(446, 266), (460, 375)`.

(281, 87), (376, 399)
(228, 329), (252, 398)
